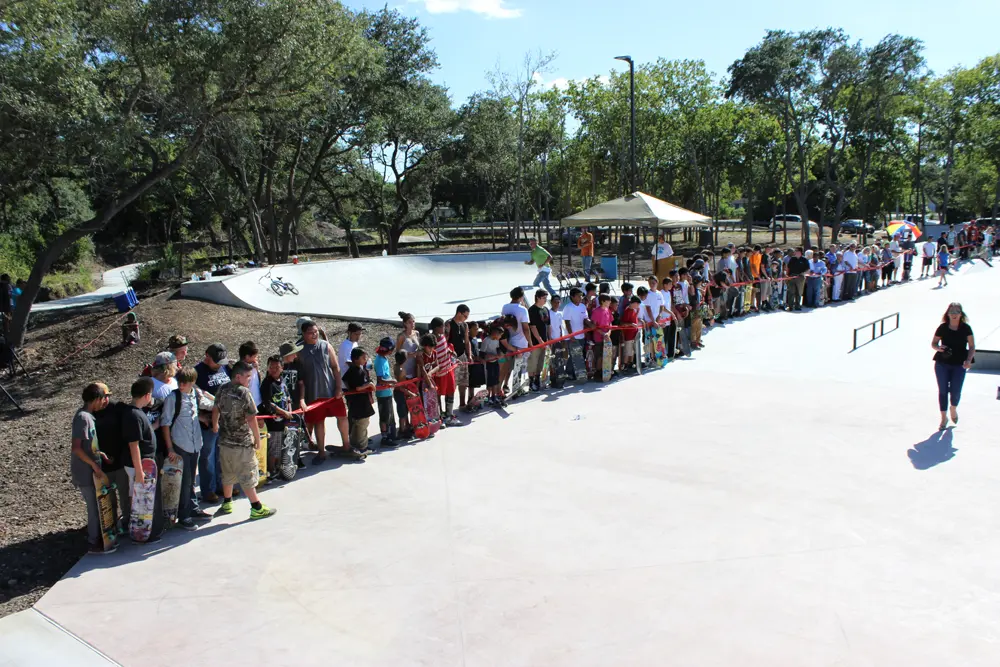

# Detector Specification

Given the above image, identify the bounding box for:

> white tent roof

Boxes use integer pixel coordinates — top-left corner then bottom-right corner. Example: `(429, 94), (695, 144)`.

(561, 192), (711, 229)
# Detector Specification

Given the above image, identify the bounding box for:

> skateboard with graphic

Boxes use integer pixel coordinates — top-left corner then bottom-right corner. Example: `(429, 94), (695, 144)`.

(423, 380), (442, 435)
(539, 348), (552, 388)
(567, 340), (587, 381)
(651, 326), (668, 368)
(551, 345), (567, 385)
(93, 472), (120, 552)
(508, 354), (531, 399)
(129, 458), (158, 543)
(601, 337), (615, 382)
(255, 428), (268, 488)
(469, 388), (490, 410)
(160, 456), (183, 525)
(407, 388), (430, 439)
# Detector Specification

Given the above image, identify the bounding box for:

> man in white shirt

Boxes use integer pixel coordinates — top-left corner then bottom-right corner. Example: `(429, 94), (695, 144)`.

(889, 233), (903, 281)
(547, 294), (566, 388)
(921, 240), (936, 278)
(842, 244), (859, 300)
(337, 322), (364, 373)
(653, 233), (674, 282)
(500, 287), (531, 349)
(561, 288), (589, 378)
(640, 277), (663, 324)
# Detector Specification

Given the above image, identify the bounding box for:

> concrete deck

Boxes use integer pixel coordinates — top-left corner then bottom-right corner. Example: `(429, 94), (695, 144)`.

(7, 260), (1000, 666)
(179, 252), (604, 324)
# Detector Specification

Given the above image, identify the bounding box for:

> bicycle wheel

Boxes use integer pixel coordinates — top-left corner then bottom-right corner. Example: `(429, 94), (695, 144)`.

(270, 282), (284, 296)
(284, 282), (299, 295)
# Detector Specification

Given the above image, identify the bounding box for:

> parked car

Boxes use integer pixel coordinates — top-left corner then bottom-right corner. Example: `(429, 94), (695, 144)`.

(840, 219), (875, 235)
(768, 214), (820, 232)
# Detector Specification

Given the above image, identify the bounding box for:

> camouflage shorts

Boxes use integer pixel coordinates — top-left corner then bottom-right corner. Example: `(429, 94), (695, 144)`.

(219, 445), (258, 489)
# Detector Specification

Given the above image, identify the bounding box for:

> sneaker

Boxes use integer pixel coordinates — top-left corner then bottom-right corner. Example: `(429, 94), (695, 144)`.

(178, 518), (197, 531)
(191, 509), (213, 522)
(214, 500), (234, 516)
(249, 504), (277, 520)
(88, 543), (117, 555)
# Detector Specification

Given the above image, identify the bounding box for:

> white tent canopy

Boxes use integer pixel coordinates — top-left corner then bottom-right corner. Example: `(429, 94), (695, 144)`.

(561, 192), (710, 229)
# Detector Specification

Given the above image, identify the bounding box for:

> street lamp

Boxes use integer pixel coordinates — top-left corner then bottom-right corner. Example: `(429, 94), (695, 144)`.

(614, 55), (636, 194)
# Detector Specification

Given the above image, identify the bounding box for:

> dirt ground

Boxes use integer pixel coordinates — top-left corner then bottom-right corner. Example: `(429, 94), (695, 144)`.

(0, 289), (402, 618)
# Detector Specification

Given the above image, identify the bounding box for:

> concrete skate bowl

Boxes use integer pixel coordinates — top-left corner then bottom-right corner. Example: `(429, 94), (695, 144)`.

(180, 251), (543, 324)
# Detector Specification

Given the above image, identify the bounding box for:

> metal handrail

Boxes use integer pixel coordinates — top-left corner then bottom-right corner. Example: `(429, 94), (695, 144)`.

(852, 312), (900, 351)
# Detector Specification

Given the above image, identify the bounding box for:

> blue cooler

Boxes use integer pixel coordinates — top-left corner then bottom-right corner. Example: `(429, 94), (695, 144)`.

(113, 291), (131, 313)
(600, 254), (618, 280)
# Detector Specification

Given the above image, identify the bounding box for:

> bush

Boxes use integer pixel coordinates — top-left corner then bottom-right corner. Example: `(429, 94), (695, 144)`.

(40, 265), (95, 300)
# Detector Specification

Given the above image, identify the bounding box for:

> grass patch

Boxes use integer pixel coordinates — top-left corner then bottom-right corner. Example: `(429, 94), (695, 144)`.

(41, 264), (95, 300)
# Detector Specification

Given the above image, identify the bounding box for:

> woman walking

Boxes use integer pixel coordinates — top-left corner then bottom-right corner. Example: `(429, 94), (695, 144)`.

(931, 302), (975, 430)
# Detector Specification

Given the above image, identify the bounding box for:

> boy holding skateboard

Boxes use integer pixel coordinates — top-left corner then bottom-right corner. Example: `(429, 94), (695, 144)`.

(343, 347), (377, 451)
(160, 366), (215, 529)
(124, 377), (164, 543)
(71, 382), (115, 554)
(212, 362), (276, 520)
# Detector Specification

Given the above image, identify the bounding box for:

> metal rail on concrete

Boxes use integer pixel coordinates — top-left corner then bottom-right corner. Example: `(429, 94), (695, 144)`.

(852, 312), (900, 351)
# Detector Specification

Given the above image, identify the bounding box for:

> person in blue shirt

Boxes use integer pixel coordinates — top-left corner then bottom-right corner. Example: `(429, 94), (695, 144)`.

(937, 246), (950, 287)
(373, 337), (398, 446)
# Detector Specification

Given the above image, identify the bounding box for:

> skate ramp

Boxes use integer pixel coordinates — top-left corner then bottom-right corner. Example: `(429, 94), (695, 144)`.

(181, 252), (566, 323)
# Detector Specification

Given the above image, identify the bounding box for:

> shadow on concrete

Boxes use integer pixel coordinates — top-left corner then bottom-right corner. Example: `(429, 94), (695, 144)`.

(907, 428), (957, 470)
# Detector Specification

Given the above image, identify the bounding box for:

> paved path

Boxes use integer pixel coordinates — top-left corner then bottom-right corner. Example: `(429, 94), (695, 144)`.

(30, 264), (142, 313)
(6, 260), (1000, 666)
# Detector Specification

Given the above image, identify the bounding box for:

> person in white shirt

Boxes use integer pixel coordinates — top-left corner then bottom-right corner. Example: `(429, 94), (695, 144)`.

(561, 288), (589, 378)
(889, 234), (903, 281)
(547, 294), (567, 388)
(921, 240), (936, 278)
(337, 323), (364, 375)
(842, 244), (859, 299)
(653, 233), (674, 282)
(640, 277), (663, 324)
(500, 287), (531, 349)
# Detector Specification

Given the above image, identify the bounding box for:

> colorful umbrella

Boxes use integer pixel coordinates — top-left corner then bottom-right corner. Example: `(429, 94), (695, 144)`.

(885, 220), (921, 239)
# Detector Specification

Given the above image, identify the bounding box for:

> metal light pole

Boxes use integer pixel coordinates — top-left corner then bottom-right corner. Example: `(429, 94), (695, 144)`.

(615, 55), (636, 194)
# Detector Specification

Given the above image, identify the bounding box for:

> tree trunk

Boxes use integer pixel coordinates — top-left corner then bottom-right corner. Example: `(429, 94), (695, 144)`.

(8, 125), (208, 347)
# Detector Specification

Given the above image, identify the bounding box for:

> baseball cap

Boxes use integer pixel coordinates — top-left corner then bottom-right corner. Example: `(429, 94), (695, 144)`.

(166, 335), (188, 350)
(295, 316), (315, 333)
(278, 340), (303, 358)
(377, 336), (395, 352)
(153, 351), (177, 367)
(347, 322), (365, 333)
(205, 343), (228, 364)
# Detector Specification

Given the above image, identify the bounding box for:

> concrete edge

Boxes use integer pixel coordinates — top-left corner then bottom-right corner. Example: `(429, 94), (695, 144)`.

(32, 608), (122, 666)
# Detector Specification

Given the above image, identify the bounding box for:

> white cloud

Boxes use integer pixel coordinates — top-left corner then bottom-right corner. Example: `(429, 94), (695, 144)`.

(414, 0), (522, 19)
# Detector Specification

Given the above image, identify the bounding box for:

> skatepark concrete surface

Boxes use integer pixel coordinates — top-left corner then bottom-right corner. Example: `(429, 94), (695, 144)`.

(5, 261), (1000, 666)
(180, 252), (595, 324)
(30, 263), (143, 313)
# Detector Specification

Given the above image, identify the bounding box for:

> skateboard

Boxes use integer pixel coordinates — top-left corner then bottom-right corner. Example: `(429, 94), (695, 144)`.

(539, 348), (552, 388)
(508, 354), (530, 399)
(129, 458), (158, 543)
(279, 422), (303, 480)
(255, 429), (268, 488)
(469, 388), (489, 410)
(584, 342), (594, 379)
(551, 345), (567, 385)
(651, 326), (668, 368)
(423, 382), (442, 435)
(742, 284), (753, 311)
(567, 340), (587, 381)
(600, 338), (615, 382)
(407, 389), (430, 439)
(160, 456), (183, 525)
(93, 472), (119, 552)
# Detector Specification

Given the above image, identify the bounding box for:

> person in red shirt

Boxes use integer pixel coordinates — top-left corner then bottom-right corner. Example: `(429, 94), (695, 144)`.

(428, 317), (459, 427)
(620, 296), (641, 371)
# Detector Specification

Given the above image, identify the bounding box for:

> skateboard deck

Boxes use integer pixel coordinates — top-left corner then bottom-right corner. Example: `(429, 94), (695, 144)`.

(584, 342), (594, 379)
(279, 424), (302, 480)
(93, 472), (119, 552)
(255, 429), (268, 488)
(129, 458), (158, 543)
(423, 383), (442, 435)
(469, 388), (489, 410)
(508, 354), (530, 398)
(742, 284), (753, 311)
(406, 390), (430, 439)
(539, 348), (552, 388)
(652, 326), (668, 368)
(567, 340), (587, 381)
(160, 456), (183, 524)
(601, 338), (614, 382)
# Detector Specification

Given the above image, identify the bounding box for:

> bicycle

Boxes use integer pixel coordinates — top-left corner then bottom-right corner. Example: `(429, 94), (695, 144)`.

(258, 267), (299, 296)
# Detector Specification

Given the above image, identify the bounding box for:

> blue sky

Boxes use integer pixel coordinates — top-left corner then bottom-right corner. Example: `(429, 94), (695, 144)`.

(348, 0), (1000, 106)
